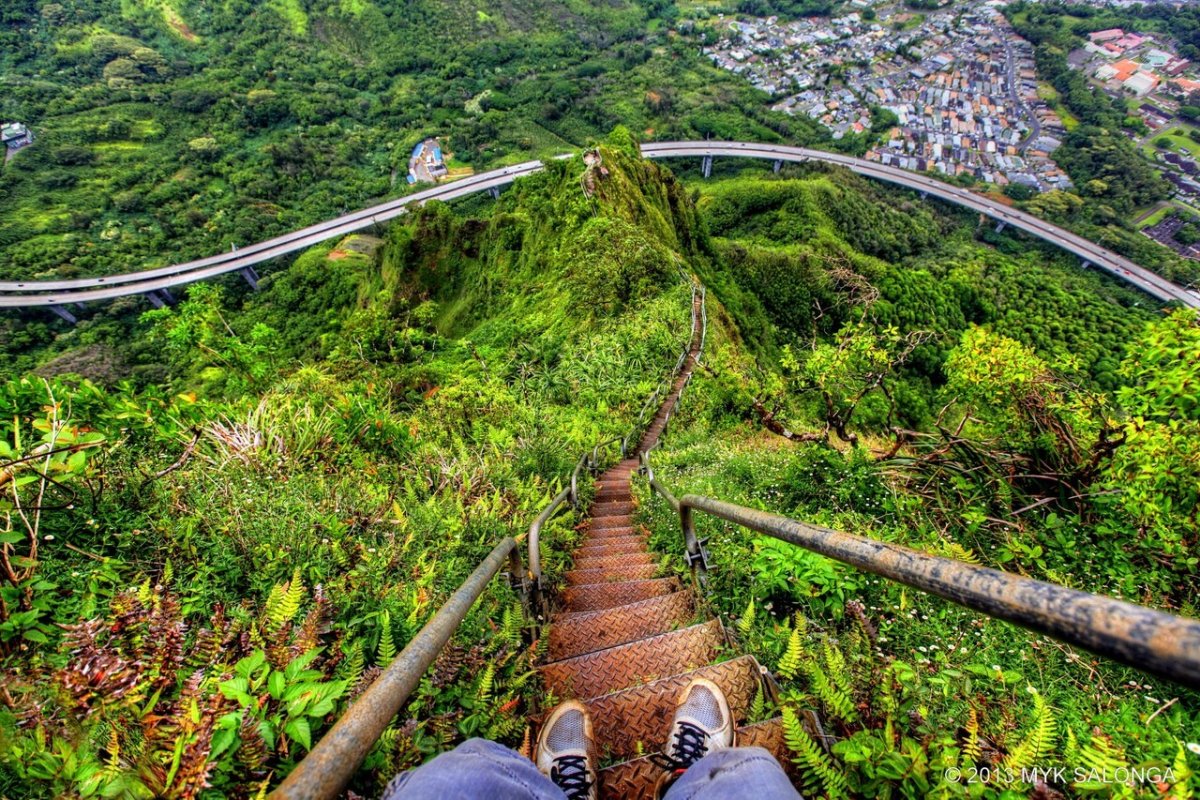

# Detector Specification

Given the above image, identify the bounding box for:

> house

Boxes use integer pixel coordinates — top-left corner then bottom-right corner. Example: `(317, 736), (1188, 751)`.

(1124, 71), (1159, 97)
(1, 122), (32, 151)
(1110, 59), (1141, 82)
(1088, 28), (1125, 43)
(407, 138), (448, 184)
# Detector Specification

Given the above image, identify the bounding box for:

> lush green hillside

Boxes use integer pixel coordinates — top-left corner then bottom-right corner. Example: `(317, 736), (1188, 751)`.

(2, 138), (1197, 797)
(0, 0), (821, 287)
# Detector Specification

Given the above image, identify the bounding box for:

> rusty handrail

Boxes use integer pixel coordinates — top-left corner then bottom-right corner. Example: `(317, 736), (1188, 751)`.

(272, 538), (525, 799)
(670, 495), (1200, 688)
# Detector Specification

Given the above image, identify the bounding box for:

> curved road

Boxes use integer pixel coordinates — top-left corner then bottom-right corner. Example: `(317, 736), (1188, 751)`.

(2, 141), (1196, 309)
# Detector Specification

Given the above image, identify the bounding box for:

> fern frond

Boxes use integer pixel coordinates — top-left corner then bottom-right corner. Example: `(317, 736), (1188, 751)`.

(782, 706), (848, 799)
(943, 541), (980, 564)
(1171, 743), (1192, 800)
(778, 627), (803, 681)
(749, 682), (766, 723)
(962, 706), (982, 765)
(804, 656), (857, 723)
(266, 568), (306, 629)
(1004, 690), (1056, 772)
(377, 611), (396, 666)
(737, 599), (756, 637)
(476, 662), (496, 703)
(501, 604), (523, 648)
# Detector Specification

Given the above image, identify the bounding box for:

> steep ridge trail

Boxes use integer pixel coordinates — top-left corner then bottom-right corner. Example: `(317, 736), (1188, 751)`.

(535, 291), (799, 798)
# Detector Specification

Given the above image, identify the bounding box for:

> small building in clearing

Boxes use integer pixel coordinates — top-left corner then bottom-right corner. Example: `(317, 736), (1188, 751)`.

(1, 122), (33, 151)
(407, 138), (448, 184)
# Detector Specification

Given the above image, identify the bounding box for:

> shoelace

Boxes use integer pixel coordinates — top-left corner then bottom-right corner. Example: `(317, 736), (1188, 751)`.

(650, 721), (710, 776)
(550, 755), (594, 800)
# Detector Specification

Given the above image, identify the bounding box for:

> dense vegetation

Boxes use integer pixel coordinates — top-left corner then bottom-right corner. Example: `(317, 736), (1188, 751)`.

(3, 136), (1198, 796)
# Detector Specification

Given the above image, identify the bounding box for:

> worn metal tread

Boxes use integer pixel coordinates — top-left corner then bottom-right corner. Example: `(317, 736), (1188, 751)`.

(561, 577), (680, 613)
(575, 537), (646, 556)
(571, 551), (657, 571)
(591, 500), (635, 516)
(574, 655), (762, 762)
(546, 591), (694, 660)
(583, 524), (637, 539)
(596, 718), (792, 799)
(539, 620), (724, 700)
(565, 564), (659, 585)
(588, 517), (635, 534)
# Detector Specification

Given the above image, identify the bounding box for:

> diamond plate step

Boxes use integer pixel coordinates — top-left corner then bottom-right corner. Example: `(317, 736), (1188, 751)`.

(576, 537), (646, 556)
(588, 514), (635, 531)
(562, 577), (680, 613)
(571, 551), (656, 571)
(584, 524), (636, 539)
(592, 500), (635, 517)
(539, 620), (724, 700)
(596, 718), (791, 799)
(546, 592), (693, 660)
(575, 655), (762, 762)
(565, 564), (659, 585)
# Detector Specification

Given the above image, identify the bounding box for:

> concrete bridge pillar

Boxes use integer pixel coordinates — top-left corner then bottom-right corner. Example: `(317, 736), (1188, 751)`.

(489, 186), (501, 200)
(702, 155), (713, 179)
(240, 266), (260, 291)
(146, 289), (175, 309)
(920, 190), (928, 200)
(995, 220), (1006, 233)
(773, 159), (782, 174)
(1081, 260), (1091, 270)
(50, 305), (78, 325)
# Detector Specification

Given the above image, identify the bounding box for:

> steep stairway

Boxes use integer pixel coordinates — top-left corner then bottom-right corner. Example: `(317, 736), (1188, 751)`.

(535, 297), (797, 798)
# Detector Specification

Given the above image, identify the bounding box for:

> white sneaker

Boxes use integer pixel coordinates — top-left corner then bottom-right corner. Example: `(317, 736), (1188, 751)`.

(664, 677), (735, 768)
(535, 700), (597, 800)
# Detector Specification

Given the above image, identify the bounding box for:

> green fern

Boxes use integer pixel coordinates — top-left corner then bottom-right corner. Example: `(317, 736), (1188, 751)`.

(778, 627), (803, 681)
(782, 706), (847, 799)
(501, 604), (523, 648)
(749, 682), (766, 722)
(737, 599), (756, 637)
(1170, 743), (1192, 800)
(803, 656), (857, 723)
(341, 641), (365, 683)
(266, 568), (306, 629)
(476, 662), (496, 703)
(377, 611), (396, 666)
(1004, 690), (1056, 771)
(961, 706), (982, 765)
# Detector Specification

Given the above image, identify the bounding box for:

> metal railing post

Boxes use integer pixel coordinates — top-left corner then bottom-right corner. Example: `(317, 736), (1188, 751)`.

(679, 503), (709, 587)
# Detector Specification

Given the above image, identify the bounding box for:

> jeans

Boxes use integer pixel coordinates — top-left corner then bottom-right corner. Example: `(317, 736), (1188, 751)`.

(381, 738), (802, 799)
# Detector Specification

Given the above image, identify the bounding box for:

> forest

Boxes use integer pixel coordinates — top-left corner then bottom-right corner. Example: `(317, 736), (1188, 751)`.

(1, 132), (1197, 797)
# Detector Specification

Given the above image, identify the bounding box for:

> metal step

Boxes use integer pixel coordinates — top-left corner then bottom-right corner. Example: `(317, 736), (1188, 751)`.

(583, 524), (637, 539)
(588, 514), (635, 531)
(562, 577), (680, 613)
(539, 620), (725, 700)
(576, 536), (646, 556)
(597, 717), (792, 799)
(571, 551), (656, 572)
(546, 592), (694, 661)
(574, 655), (762, 762)
(591, 500), (635, 517)
(565, 564), (659, 585)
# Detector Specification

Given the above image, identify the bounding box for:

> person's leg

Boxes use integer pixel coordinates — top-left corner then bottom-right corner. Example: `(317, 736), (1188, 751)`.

(380, 738), (564, 800)
(662, 746), (802, 800)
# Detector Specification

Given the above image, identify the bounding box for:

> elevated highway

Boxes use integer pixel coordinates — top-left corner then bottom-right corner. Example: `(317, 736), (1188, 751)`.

(2, 141), (1196, 311)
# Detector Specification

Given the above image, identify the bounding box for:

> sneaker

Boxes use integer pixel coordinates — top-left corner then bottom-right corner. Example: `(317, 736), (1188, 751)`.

(535, 700), (597, 800)
(659, 677), (735, 775)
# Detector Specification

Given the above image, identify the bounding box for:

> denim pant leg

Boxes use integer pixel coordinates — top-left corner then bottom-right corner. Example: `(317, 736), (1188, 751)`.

(380, 738), (565, 800)
(663, 746), (803, 800)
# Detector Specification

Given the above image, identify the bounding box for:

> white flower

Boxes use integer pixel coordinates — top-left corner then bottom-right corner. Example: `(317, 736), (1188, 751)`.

(1187, 743), (1200, 755)
(991, 664), (1002, 672)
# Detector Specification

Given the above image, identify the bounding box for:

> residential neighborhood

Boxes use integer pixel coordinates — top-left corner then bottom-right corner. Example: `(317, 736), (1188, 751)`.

(700, 0), (1072, 190)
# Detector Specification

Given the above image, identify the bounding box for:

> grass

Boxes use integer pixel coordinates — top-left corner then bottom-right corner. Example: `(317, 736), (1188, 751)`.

(1142, 124), (1200, 158)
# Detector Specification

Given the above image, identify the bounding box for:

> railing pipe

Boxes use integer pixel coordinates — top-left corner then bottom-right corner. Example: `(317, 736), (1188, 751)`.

(678, 495), (1200, 688)
(272, 537), (522, 799)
